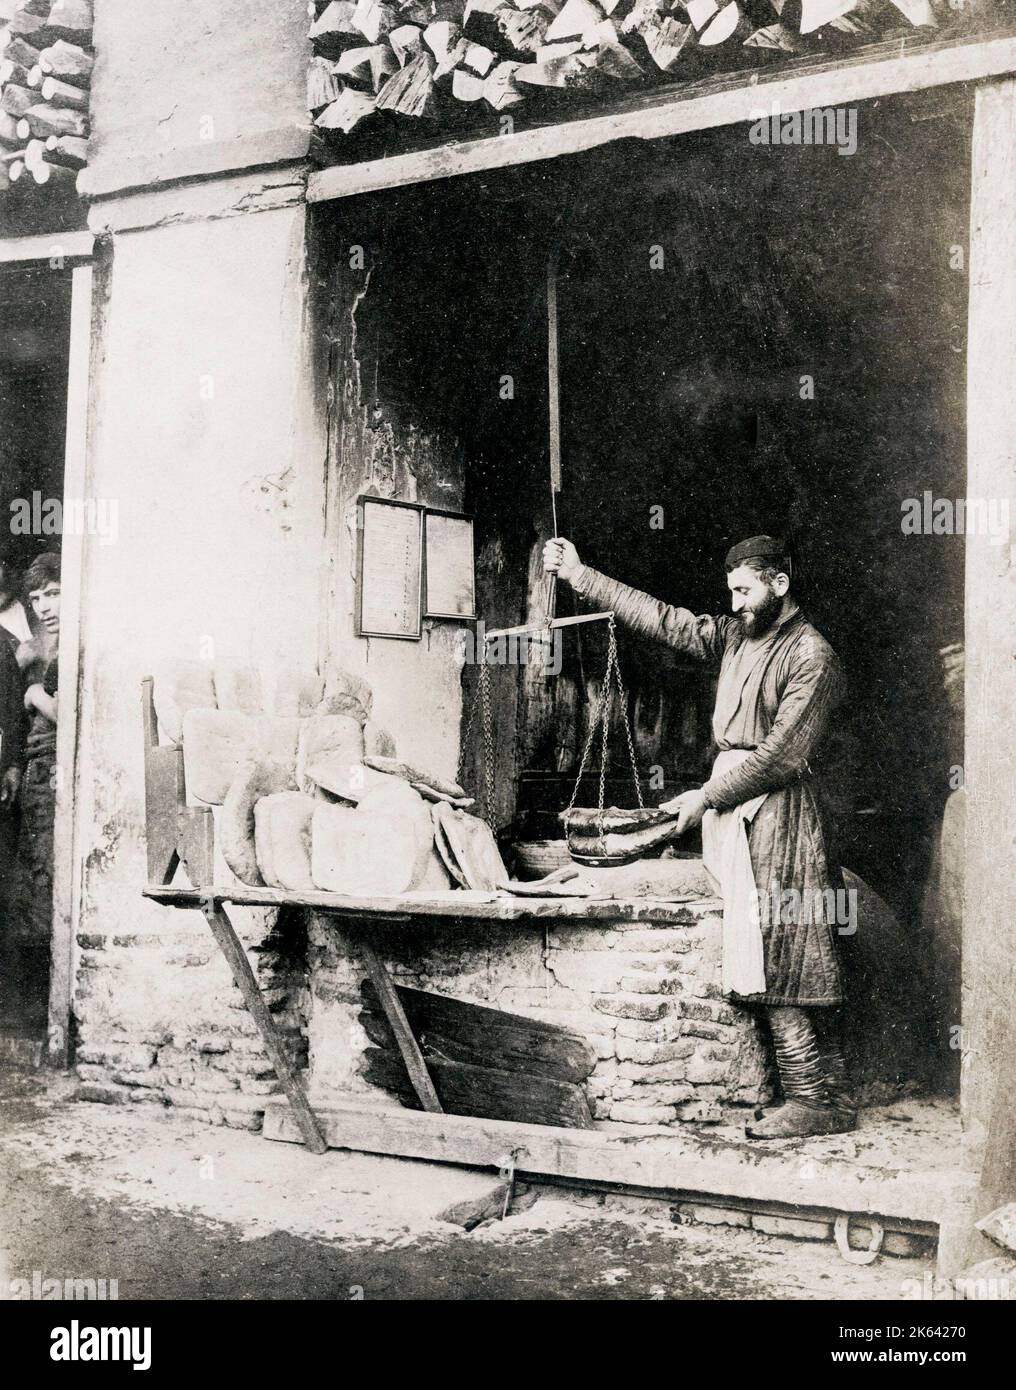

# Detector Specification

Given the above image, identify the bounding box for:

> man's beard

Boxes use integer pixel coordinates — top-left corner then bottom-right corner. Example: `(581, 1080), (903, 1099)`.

(739, 586), (782, 638)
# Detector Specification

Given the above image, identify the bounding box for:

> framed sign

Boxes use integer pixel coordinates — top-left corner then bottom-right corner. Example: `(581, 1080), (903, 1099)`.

(356, 496), (424, 640)
(424, 510), (476, 620)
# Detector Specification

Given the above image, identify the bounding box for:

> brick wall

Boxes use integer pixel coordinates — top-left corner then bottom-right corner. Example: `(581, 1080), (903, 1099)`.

(73, 908), (307, 1129)
(307, 891), (773, 1129)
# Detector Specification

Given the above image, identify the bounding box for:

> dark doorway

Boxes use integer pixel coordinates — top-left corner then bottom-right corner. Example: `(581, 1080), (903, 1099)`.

(0, 261), (71, 1043)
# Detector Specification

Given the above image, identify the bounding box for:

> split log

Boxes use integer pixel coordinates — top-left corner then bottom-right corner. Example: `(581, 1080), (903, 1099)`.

(361, 1047), (595, 1127)
(545, 0), (604, 39)
(483, 58), (524, 108)
(43, 132), (86, 167)
(452, 67), (486, 100)
(337, 44), (397, 91)
(828, 0), (889, 33)
(0, 162), (9, 192)
(314, 85), (378, 132)
(798, 0), (857, 33)
(360, 980), (598, 1082)
(462, 40), (495, 73)
(697, 1), (751, 44)
(744, 20), (799, 49)
(514, 53), (586, 85)
(16, 101), (88, 138)
(497, 7), (550, 55)
(422, 19), (462, 62)
(433, 35), (469, 78)
(24, 135), (47, 166)
(307, 54), (343, 110)
(888, 0), (937, 24)
(590, 30), (646, 79)
(388, 22), (423, 65)
(308, 0), (363, 56)
(0, 111), (22, 144)
(537, 40), (583, 60)
(7, 157), (27, 181)
(351, 0), (398, 43)
(462, 0), (504, 46)
(37, 38), (92, 84)
(683, 0), (720, 29)
(621, 2), (694, 71)
(40, 73), (87, 108)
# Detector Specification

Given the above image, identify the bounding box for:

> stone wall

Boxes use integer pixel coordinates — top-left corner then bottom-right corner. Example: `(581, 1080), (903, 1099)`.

(307, 884), (772, 1130)
(73, 917), (307, 1128)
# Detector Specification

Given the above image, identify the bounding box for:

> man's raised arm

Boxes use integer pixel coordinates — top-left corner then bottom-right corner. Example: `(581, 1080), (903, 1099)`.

(543, 538), (730, 666)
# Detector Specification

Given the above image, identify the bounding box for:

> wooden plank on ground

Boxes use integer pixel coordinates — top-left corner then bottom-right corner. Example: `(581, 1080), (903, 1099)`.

(361, 1047), (594, 1128)
(261, 1100), (977, 1227)
(359, 979), (597, 1082)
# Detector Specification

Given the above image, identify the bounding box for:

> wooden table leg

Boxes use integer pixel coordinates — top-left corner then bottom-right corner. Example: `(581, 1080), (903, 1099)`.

(358, 932), (443, 1114)
(200, 901), (327, 1155)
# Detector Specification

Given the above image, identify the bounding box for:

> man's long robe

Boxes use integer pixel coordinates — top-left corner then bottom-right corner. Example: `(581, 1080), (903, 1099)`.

(571, 563), (846, 1007)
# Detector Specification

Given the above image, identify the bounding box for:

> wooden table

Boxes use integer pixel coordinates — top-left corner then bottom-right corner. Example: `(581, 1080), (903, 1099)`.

(143, 884), (699, 1156)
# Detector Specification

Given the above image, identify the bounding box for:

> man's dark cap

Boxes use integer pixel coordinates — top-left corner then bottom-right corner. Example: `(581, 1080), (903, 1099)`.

(724, 535), (789, 570)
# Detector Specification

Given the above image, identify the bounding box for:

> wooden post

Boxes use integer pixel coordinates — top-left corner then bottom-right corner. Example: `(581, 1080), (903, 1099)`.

(48, 261), (92, 1071)
(200, 901), (328, 1155)
(962, 75), (1016, 1264)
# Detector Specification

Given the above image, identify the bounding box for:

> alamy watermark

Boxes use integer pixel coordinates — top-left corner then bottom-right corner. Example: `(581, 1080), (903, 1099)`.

(900, 492), (1010, 545)
(748, 101), (858, 157)
(9, 492), (119, 546)
(457, 621), (562, 677)
(757, 883), (857, 935)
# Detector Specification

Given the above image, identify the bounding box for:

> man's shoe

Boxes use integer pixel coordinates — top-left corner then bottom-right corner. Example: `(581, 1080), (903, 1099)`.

(744, 1100), (857, 1139)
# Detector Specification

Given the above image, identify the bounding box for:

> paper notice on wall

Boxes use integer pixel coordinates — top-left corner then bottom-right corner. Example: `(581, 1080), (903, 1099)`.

(425, 512), (475, 619)
(357, 498), (423, 639)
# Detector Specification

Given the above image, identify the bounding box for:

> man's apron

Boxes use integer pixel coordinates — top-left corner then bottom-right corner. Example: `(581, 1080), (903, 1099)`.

(701, 748), (768, 997)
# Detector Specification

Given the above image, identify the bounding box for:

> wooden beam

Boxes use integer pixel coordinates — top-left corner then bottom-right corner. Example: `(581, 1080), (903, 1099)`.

(47, 261), (92, 1070)
(200, 902), (327, 1155)
(962, 73), (1016, 1265)
(357, 933), (443, 1112)
(142, 883), (713, 923)
(0, 229), (93, 263)
(262, 1098), (976, 1227)
(309, 30), (1016, 204)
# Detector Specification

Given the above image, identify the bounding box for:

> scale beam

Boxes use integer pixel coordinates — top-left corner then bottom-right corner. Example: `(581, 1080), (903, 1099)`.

(482, 611), (614, 641)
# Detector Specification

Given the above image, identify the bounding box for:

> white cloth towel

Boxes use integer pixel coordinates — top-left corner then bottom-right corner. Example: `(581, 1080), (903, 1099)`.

(701, 749), (768, 996)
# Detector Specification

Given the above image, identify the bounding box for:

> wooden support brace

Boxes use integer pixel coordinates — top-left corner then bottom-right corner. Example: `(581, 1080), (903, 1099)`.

(357, 930), (443, 1113)
(200, 900), (327, 1155)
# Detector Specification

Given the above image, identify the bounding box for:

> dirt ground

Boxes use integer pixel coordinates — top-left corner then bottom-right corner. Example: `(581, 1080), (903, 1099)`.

(0, 1071), (935, 1301)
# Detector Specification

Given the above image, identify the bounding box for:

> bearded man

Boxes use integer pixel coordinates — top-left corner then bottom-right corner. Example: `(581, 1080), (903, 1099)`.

(543, 534), (855, 1139)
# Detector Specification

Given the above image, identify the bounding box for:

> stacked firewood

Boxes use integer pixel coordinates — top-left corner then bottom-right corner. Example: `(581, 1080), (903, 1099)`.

(308, 0), (951, 136)
(0, 0), (92, 194)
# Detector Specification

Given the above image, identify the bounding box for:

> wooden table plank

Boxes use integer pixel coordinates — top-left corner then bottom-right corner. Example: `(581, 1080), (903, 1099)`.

(143, 884), (712, 924)
(199, 902), (327, 1155)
